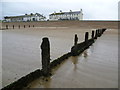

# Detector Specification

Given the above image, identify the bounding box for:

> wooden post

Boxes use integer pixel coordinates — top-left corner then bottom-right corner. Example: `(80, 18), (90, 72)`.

(33, 25), (34, 27)
(99, 29), (102, 36)
(92, 30), (94, 39)
(41, 37), (50, 76)
(94, 30), (98, 39)
(24, 25), (25, 28)
(18, 25), (20, 29)
(97, 30), (99, 37)
(74, 34), (78, 46)
(13, 25), (14, 29)
(6, 25), (8, 29)
(29, 25), (30, 28)
(98, 29), (100, 37)
(85, 32), (89, 43)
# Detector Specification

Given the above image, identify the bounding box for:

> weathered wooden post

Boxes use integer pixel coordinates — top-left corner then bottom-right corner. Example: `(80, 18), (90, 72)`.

(24, 25), (25, 28)
(41, 37), (50, 76)
(13, 25), (14, 29)
(18, 25), (20, 29)
(29, 25), (30, 28)
(33, 25), (34, 27)
(85, 32), (89, 43)
(6, 25), (8, 29)
(99, 29), (102, 36)
(92, 30), (94, 39)
(74, 34), (78, 46)
(98, 29), (100, 37)
(94, 30), (98, 39)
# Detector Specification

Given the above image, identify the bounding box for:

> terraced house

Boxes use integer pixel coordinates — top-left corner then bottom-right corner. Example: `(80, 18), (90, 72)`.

(4, 13), (46, 22)
(49, 9), (83, 21)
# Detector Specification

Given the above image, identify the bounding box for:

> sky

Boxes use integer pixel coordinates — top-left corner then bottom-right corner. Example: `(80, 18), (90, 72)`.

(0, 0), (119, 20)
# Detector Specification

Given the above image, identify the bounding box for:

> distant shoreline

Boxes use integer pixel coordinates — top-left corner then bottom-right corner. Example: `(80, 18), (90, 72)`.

(1, 20), (118, 29)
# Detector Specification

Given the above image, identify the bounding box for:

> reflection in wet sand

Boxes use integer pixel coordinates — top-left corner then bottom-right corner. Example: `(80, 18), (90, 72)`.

(83, 50), (88, 58)
(71, 56), (78, 71)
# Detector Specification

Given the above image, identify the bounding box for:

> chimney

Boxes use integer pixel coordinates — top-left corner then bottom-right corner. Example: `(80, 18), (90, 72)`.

(54, 11), (56, 14)
(80, 9), (82, 12)
(60, 10), (62, 13)
(30, 13), (33, 15)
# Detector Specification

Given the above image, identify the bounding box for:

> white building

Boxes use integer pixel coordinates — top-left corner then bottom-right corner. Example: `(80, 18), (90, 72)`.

(4, 13), (46, 22)
(49, 9), (83, 21)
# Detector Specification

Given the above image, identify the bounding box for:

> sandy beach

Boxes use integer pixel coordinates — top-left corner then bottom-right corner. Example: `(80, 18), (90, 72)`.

(0, 30), (2, 89)
(1, 21), (118, 88)
(26, 28), (118, 88)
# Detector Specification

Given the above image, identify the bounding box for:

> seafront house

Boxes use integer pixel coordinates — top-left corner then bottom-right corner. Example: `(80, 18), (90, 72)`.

(4, 13), (46, 22)
(49, 9), (83, 21)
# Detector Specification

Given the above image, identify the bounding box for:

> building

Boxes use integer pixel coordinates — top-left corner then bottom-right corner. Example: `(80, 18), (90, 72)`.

(4, 13), (46, 22)
(49, 9), (83, 21)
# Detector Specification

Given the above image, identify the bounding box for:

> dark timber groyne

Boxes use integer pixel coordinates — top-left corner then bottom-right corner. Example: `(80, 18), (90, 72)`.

(1, 28), (106, 90)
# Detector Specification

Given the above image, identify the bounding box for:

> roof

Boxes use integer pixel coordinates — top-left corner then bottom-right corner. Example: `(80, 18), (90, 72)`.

(4, 13), (45, 19)
(49, 11), (81, 16)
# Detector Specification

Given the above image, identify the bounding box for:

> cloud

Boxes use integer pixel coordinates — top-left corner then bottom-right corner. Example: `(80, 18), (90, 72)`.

(1, 0), (119, 20)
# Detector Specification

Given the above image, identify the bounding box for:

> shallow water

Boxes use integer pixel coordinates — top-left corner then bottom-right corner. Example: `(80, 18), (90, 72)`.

(2, 28), (118, 88)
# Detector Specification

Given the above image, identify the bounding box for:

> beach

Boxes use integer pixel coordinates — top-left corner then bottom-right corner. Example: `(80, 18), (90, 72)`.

(1, 21), (118, 88)
(0, 30), (2, 89)
(27, 28), (118, 88)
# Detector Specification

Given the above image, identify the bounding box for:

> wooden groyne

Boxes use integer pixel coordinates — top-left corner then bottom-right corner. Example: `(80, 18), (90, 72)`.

(1, 28), (106, 90)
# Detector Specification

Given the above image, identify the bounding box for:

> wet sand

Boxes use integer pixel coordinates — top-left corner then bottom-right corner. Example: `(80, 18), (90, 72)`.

(26, 29), (118, 88)
(0, 30), (2, 89)
(2, 27), (93, 87)
(2, 27), (118, 88)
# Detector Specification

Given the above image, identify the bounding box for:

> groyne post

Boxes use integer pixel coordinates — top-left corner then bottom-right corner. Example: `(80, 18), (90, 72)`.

(18, 25), (20, 29)
(92, 30), (94, 39)
(94, 30), (98, 39)
(85, 32), (89, 43)
(6, 25), (8, 29)
(98, 29), (101, 37)
(41, 37), (50, 76)
(99, 29), (102, 36)
(29, 25), (30, 28)
(13, 25), (14, 29)
(24, 25), (25, 28)
(97, 29), (100, 37)
(74, 34), (78, 46)
(33, 25), (34, 27)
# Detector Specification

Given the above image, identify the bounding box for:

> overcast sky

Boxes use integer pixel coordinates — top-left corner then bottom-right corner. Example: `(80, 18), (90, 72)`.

(1, 0), (119, 20)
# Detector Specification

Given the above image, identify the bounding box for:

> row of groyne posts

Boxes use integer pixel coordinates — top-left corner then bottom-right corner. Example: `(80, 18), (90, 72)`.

(2, 28), (107, 90)
(5, 25), (34, 29)
(41, 28), (106, 76)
